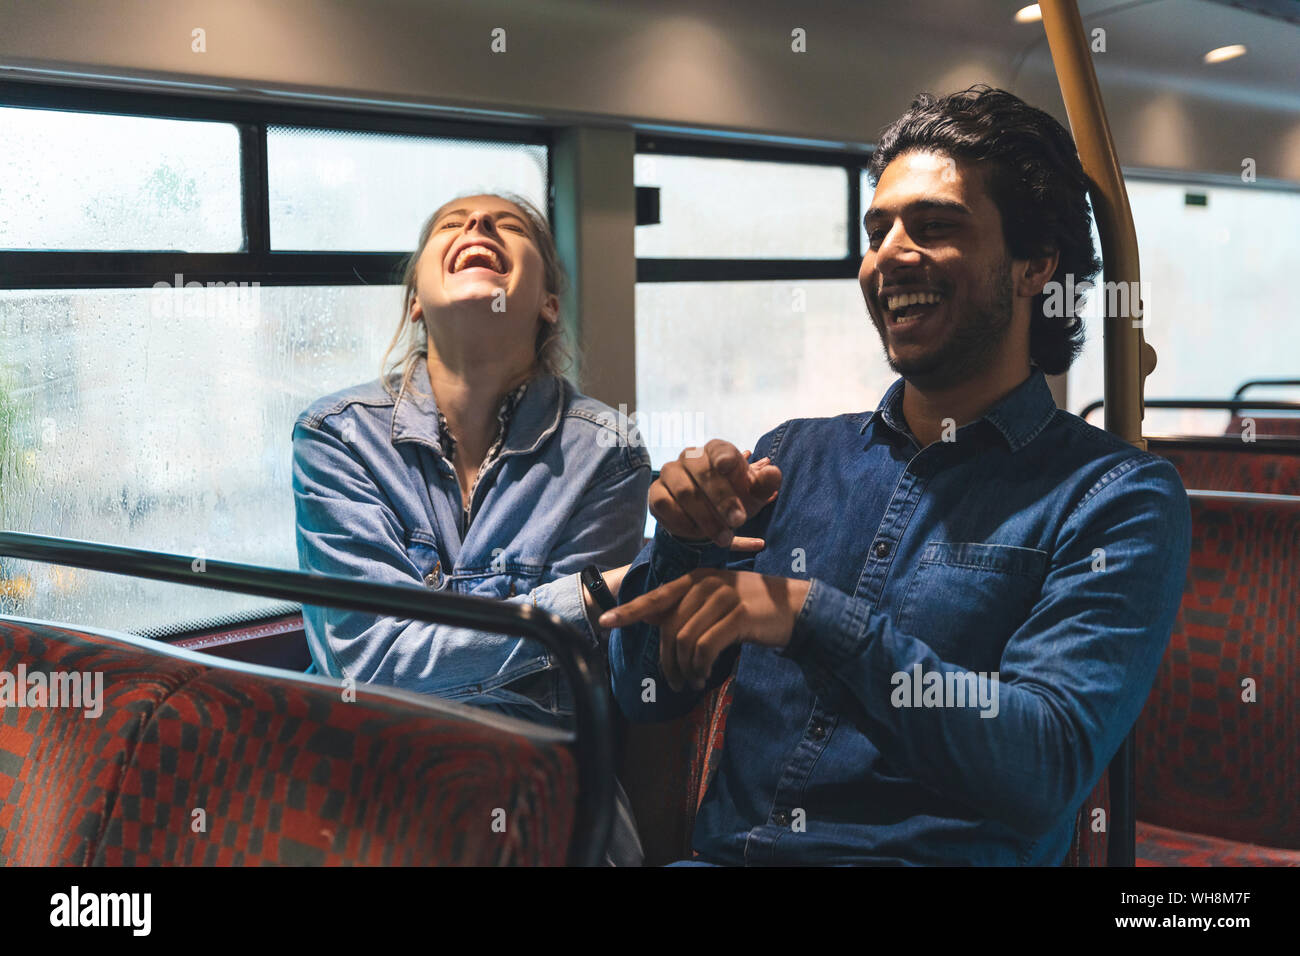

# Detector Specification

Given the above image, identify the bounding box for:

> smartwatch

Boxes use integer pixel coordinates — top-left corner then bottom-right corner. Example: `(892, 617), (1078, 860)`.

(580, 564), (617, 613)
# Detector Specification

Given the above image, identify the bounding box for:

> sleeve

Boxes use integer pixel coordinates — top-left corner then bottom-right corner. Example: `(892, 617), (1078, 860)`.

(292, 416), (651, 703)
(607, 428), (778, 723)
(780, 455), (1192, 837)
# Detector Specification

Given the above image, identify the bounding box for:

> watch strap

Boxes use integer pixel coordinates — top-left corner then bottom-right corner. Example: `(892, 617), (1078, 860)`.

(580, 564), (616, 613)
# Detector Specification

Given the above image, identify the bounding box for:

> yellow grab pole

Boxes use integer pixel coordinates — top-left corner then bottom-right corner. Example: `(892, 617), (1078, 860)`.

(1039, 0), (1155, 451)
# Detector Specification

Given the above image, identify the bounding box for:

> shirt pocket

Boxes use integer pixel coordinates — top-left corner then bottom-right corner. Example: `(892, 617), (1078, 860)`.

(895, 541), (1048, 670)
(405, 535), (446, 588)
(455, 566), (542, 600)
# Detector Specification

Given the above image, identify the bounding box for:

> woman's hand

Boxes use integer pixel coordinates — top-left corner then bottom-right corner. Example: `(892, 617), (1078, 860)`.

(598, 569), (811, 691)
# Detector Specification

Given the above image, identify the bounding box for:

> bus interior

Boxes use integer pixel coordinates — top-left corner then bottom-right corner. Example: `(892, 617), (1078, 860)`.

(0, 0), (1297, 878)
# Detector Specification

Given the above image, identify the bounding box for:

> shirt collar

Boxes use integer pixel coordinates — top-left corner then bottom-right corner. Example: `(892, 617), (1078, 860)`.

(390, 354), (565, 458)
(434, 382), (526, 464)
(861, 367), (1057, 453)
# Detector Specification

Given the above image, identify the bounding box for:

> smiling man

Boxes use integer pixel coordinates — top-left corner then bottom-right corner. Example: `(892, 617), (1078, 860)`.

(601, 86), (1192, 866)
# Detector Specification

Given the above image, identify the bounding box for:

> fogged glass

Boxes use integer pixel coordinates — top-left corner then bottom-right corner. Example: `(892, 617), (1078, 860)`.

(635, 279), (894, 474)
(1065, 179), (1300, 436)
(0, 106), (243, 251)
(267, 127), (548, 251)
(634, 154), (849, 258)
(0, 285), (406, 632)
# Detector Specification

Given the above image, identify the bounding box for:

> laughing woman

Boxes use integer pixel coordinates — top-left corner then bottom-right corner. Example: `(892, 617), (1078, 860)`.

(291, 193), (649, 862)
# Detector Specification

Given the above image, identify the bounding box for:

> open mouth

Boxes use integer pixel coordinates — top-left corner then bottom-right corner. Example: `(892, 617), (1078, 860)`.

(450, 244), (507, 275)
(884, 290), (944, 326)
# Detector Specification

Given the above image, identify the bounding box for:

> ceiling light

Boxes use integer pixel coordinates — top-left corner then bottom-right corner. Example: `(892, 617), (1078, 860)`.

(1014, 4), (1042, 23)
(1204, 44), (1247, 64)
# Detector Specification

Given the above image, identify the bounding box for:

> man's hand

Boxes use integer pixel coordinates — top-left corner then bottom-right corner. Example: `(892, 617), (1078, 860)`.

(650, 439), (782, 549)
(599, 569), (811, 692)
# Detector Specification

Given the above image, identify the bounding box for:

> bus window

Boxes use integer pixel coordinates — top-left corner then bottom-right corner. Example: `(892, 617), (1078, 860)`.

(267, 126), (547, 251)
(634, 152), (848, 258)
(1067, 177), (1300, 434)
(634, 146), (893, 488)
(0, 284), (399, 632)
(0, 106), (242, 251)
(0, 99), (549, 634)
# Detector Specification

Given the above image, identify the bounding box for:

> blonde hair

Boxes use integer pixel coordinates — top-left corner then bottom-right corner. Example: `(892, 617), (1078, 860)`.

(380, 192), (572, 400)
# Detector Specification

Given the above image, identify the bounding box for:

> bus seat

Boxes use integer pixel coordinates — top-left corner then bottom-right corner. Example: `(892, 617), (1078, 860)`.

(1066, 770), (1110, 866)
(621, 673), (1110, 865)
(0, 618), (577, 865)
(1157, 448), (1300, 496)
(1134, 492), (1300, 866)
(619, 677), (735, 865)
(0, 619), (204, 865)
(1224, 415), (1300, 439)
(1136, 821), (1300, 866)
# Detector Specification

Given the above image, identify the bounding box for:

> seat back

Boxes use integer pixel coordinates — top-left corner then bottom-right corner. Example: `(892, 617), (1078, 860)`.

(1157, 446), (1300, 496)
(0, 620), (202, 864)
(0, 618), (577, 865)
(1224, 415), (1300, 439)
(1065, 769), (1110, 866)
(618, 679), (734, 866)
(1135, 492), (1300, 850)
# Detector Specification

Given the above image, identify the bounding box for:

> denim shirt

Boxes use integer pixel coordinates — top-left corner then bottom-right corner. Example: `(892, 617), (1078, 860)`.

(293, 356), (651, 724)
(610, 368), (1192, 865)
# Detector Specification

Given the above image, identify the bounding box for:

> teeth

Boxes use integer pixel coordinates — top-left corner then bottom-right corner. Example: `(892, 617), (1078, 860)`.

(453, 245), (504, 274)
(886, 290), (942, 312)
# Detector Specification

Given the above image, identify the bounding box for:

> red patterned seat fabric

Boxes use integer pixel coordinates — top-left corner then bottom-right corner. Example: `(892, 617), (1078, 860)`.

(689, 676), (735, 818)
(1134, 493), (1300, 864)
(0, 619), (576, 866)
(1158, 448), (1300, 495)
(1224, 415), (1300, 439)
(1137, 821), (1300, 866)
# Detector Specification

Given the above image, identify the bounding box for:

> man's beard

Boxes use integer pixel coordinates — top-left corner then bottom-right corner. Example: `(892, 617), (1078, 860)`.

(877, 256), (1015, 388)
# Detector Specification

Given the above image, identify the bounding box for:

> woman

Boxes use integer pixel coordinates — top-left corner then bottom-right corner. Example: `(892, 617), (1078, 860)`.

(292, 193), (649, 861)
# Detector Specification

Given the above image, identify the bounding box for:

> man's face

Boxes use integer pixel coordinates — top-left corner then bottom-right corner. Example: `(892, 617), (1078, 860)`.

(859, 150), (1015, 388)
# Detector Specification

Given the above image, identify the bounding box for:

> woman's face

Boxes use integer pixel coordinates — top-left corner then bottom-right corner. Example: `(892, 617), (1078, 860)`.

(410, 195), (558, 342)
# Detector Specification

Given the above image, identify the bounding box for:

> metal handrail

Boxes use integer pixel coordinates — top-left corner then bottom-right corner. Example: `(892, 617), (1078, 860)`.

(1233, 379), (1300, 401)
(1040, 0), (1155, 868)
(0, 530), (614, 867)
(1040, 0), (1155, 452)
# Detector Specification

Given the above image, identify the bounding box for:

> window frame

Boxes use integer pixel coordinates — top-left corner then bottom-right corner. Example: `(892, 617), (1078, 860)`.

(0, 80), (554, 289)
(634, 134), (872, 283)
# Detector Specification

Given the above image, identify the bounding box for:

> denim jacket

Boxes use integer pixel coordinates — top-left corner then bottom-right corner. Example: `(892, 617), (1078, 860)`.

(292, 356), (651, 724)
(610, 368), (1192, 865)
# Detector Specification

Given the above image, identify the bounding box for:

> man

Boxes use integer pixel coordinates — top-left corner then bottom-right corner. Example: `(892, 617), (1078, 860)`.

(599, 86), (1191, 866)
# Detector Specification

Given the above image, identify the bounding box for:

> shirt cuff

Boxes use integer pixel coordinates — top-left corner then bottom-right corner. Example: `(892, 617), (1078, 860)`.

(649, 523), (732, 583)
(531, 572), (599, 649)
(783, 577), (876, 670)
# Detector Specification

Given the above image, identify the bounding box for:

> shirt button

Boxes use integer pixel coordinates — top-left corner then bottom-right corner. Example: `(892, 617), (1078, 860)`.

(873, 540), (890, 559)
(772, 810), (790, 827)
(808, 722), (826, 740)
(424, 561), (441, 587)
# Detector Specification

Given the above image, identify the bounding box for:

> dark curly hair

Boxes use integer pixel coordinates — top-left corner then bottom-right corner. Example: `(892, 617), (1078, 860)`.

(867, 85), (1101, 375)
